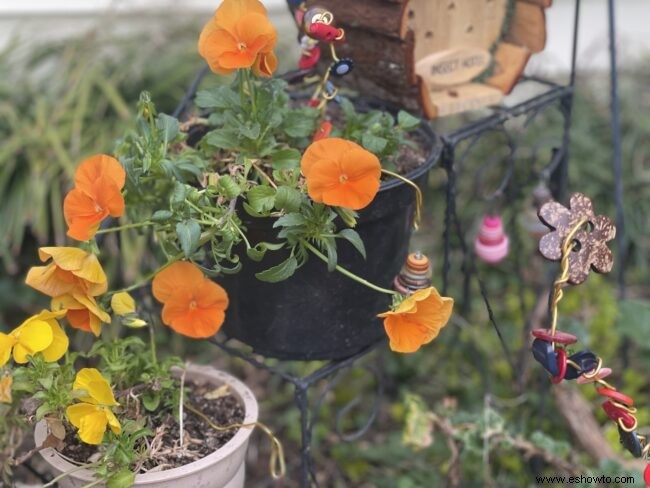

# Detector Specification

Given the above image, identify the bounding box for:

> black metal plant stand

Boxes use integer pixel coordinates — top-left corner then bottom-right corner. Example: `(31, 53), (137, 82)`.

(171, 0), (637, 485)
(207, 337), (385, 487)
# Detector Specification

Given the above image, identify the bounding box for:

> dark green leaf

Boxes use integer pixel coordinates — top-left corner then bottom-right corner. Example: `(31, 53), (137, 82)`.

(273, 212), (306, 228)
(195, 86), (239, 109)
(324, 238), (337, 272)
(205, 128), (240, 150)
(176, 220), (201, 258)
(362, 133), (388, 154)
(216, 175), (241, 198)
(151, 210), (173, 222)
(142, 392), (161, 412)
(255, 255), (298, 282)
(156, 113), (179, 144)
(247, 185), (276, 213)
(170, 181), (188, 207)
(274, 186), (303, 212)
(271, 148), (301, 169)
(338, 229), (366, 259)
(246, 241), (284, 262)
(397, 110), (421, 130)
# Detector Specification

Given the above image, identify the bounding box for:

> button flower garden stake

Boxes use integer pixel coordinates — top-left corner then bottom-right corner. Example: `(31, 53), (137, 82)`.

(2, 0), (453, 485)
(531, 193), (649, 485)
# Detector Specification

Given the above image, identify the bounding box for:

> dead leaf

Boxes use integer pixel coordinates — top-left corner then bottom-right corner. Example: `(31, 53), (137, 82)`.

(204, 384), (230, 400)
(46, 418), (66, 440)
(0, 376), (12, 404)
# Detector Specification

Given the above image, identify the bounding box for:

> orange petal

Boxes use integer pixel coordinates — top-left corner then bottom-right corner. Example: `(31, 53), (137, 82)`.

(152, 262), (205, 303)
(198, 17), (221, 58)
(63, 188), (106, 241)
(234, 13), (276, 51)
(214, 0), (268, 32)
(201, 29), (241, 73)
(74, 154), (125, 192)
(26, 264), (77, 298)
(92, 176), (125, 217)
(252, 51), (278, 77)
(301, 138), (353, 177)
(384, 315), (432, 353)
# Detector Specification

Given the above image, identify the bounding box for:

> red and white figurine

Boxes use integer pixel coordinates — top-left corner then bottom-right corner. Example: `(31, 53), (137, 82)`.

(474, 215), (509, 264)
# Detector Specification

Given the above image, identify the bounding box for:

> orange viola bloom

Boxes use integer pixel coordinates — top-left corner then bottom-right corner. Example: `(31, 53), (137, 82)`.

(25, 247), (108, 298)
(152, 262), (229, 339)
(198, 0), (277, 75)
(52, 294), (111, 337)
(377, 287), (453, 353)
(301, 138), (382, 210)
(63, 154), (126, 241)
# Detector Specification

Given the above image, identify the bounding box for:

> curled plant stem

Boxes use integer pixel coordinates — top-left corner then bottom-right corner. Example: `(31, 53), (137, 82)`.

(42, 462), (102, 487)
(302, 240), (398, 296)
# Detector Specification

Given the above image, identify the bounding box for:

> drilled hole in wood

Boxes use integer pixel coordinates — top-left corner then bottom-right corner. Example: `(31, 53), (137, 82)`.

(586, 221), (595, 232)
(448, 2), (456, 10)
(408, 10), (415, 19)
(448, 90), (458, 98)
(466, 24), (474, 33)
(425, 31), (433, 39)
(571, 239), (582, 252)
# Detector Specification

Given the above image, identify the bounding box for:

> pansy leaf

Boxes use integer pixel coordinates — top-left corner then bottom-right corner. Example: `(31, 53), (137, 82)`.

(338, 229), (366, 259)
(247, 185), (276, 214)
(195, 86), (239, 109)
(274, 186), (303, 212)
(273, 213), (306, 228)
(397, 110), (421, 130)
(156, 114), (180, 145)
(255, 255), (298, 283)
(246, 242), (284, 262)
(271, 149), (301, 170)
(176, 220), (201, 258)
(151, 210), (173, 222)
(362, 133), (388, 154)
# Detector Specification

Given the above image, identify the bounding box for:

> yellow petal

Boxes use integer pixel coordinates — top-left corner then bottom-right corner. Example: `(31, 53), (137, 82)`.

(78, 408), (108, 445)
(123, 317), (148, 328)
(104, 408), (121, 435)
(66, 402), (99, 428)
(111, 292), (136, 316)
(0, 376), (12, 404)
(74, 368), (118, 406)
(41, 320), (69, 362)
(51, 294), (84, 311)
(25, 264), (75, 298)
(0, 333), (16, 367)
(12, 344), (33, 364)
(12, 319), (53, 354)
(37, 247), (108, 296)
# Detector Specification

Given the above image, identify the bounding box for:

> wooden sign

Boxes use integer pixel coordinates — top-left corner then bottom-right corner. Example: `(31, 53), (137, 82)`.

(303, 0), (552, 119)
(416, 48), (491, 89)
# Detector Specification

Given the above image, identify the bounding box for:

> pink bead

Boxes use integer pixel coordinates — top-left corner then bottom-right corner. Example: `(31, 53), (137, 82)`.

(475, 215), (509, 264)
(576, 367), (612, 384)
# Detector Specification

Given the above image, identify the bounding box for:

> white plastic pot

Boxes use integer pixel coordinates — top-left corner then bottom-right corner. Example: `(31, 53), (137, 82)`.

(35, 365), (258, 488)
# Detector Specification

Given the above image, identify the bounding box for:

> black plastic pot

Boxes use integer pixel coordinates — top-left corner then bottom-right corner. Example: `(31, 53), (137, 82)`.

(220, 126), (442, 360)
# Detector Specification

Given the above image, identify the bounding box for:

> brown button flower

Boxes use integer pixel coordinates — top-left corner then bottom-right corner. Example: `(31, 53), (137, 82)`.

(538, 193), (616, 284)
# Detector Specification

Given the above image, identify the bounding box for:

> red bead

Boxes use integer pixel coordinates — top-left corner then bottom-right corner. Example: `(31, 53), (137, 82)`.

(602, 400), (635, 429)
(643, 463), (650, 486)
(313, 121), (332, 142)
(298, 46), (321, 70)
(307, 99), (320, 108)
(531, 329), (578, 345)
(596, 387), (634, 406)
(550, 348), (567, 384)
(308, 22), (343, 42)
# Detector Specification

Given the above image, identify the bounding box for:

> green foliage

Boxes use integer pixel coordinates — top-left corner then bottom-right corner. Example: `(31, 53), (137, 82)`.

(337, 98), (420, 171)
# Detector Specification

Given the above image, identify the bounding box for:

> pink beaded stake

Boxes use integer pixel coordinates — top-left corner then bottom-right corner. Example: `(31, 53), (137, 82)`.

(474, 215), (509, 264)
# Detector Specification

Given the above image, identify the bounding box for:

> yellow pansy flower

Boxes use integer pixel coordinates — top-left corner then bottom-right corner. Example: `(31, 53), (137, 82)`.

(0, 375), (12, 404)
(52, 293), (111, 337)
(66, 368), (121, 445)
(0, 310), (68, 367)
(25, 247), (108, 298)
(110, 291), (136, 316)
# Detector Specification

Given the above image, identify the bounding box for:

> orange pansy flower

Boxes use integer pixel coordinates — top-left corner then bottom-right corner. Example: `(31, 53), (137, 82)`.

(52, 294), (111, 337)
(377, 287), (453, 353)
(301, 138), (382, 210)
(63, 154), (126, 241)
(25, 247), (108, 298)
(152, 262), (229, 339)
(198, 0), (277, 75)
